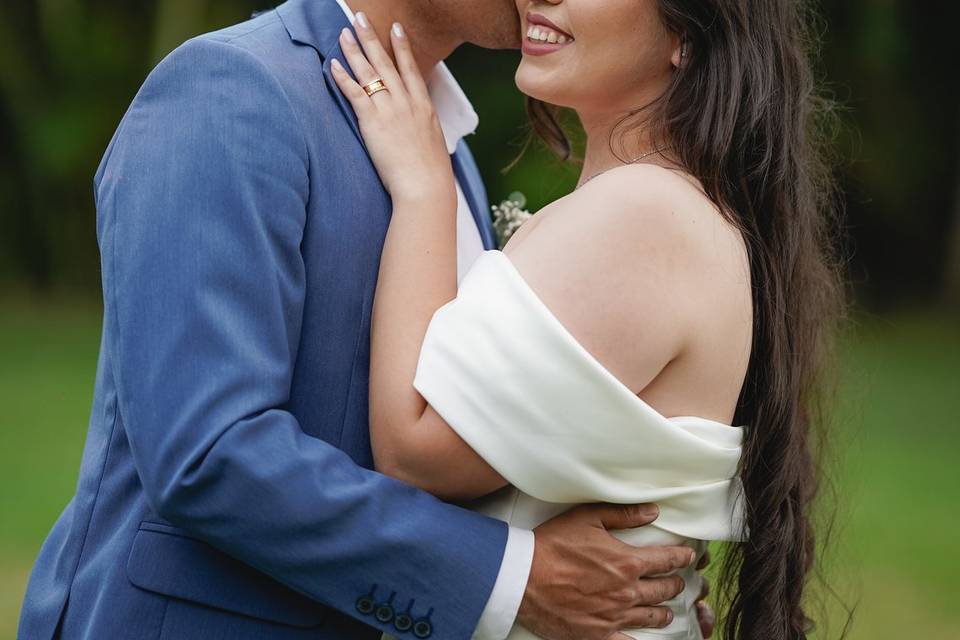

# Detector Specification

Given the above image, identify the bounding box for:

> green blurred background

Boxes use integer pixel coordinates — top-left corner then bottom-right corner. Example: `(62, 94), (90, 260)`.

(1, 1), (958, 637)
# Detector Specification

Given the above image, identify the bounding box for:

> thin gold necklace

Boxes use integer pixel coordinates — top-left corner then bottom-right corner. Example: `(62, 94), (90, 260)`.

(578, 146), (673, 188)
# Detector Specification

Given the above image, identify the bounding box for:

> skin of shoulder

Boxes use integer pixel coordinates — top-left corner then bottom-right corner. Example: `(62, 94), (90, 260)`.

(503, 163), (751, 396)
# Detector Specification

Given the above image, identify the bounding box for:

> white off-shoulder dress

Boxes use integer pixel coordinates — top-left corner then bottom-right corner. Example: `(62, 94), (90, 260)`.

(411, 249), (748, 640)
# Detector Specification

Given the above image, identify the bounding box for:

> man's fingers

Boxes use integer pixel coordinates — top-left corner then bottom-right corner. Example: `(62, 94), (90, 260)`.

(593, 503), (659, 530)
(697, 600), (716, 638)
(632, 545), (697, 578)
(698, 576), (710, 601)
(622, 606), (674, 629)
(634, 575), (685, 605)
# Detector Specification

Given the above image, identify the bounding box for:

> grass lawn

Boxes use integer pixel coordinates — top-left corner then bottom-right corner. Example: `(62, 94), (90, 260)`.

(0, 297), (957, 638)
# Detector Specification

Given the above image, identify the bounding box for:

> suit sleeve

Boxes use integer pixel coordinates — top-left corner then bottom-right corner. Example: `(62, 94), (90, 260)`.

(95, 35), (508, 639)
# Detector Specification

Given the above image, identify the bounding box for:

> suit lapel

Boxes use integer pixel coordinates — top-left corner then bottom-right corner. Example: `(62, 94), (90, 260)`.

(452, 142), (498, 251)
(321, 47), (364, 145)
(277, 0), (363, 144)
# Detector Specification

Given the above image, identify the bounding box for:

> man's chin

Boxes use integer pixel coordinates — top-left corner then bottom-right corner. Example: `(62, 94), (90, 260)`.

(487, 31), (523, 51)
(498, 37), (523, 51)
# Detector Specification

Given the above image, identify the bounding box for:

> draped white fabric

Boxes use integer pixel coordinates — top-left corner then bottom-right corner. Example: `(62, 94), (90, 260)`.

(411, 250), (749, 639)
(414, 249), (747, 540)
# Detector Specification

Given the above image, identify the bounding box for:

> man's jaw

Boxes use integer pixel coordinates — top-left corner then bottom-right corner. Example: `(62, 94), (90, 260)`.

(345, 0), (459, 70)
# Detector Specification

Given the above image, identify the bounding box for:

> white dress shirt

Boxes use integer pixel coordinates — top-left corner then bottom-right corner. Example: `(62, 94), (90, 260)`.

(334, 2), (535, 638)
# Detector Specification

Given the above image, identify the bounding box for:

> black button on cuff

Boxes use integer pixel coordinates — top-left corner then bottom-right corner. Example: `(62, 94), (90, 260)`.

(356, 595), (375, 615)
(375, 603), (395, 624)
(394, 612), (414, 633)
(413, 620), (433, 638)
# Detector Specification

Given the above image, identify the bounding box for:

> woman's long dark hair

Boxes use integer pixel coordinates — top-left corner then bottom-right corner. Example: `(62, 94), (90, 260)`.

(527, 1), (850, 638)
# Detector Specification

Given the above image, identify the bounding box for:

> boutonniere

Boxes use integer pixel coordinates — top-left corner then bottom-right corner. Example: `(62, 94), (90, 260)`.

(490, 191), (533, 250)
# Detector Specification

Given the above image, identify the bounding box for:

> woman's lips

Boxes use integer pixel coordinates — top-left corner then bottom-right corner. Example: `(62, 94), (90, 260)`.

(522, 13), (574, 56)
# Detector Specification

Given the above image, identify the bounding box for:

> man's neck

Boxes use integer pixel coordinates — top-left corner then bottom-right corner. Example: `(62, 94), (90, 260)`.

(343, 0), (461, 75)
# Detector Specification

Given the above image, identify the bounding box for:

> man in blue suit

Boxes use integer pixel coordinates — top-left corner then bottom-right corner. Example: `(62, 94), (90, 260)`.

(18, 1), (711, 639)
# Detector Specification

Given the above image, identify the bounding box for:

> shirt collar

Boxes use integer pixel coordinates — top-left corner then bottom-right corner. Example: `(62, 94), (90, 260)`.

(334, 0), (479, 154)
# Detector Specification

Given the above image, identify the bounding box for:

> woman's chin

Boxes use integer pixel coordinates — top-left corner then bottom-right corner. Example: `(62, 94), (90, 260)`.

(515, 68), (571, 107)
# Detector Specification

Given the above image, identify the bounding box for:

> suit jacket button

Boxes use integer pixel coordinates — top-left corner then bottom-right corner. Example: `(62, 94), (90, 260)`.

(413, 619), (433, 638)
(394, 612), (414, 633)
(356, 595), (375, 615)
(375, 603), (395, 623)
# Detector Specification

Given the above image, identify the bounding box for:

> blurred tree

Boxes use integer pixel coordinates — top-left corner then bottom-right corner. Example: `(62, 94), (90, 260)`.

(0, 0), (258, 292)
(820, 0), (960, 309)
(945, 147), (960, 306)
(153, 0), (213, 63)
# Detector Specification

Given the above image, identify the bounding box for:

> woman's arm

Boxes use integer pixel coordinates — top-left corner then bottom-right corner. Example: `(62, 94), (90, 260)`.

(332, 21), (507, 501)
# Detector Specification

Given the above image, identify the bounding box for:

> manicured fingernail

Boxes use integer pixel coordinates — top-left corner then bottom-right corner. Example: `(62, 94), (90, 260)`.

(641, 503), (659, 517)
(355, 11), (369, 29)
(392, 22), (404, 38)
(331, 58), (344, 73)
(689, 549), (697, 564)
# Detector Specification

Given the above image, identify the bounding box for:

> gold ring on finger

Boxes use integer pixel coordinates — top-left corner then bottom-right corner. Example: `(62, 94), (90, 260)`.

(362, 78), (388, 97)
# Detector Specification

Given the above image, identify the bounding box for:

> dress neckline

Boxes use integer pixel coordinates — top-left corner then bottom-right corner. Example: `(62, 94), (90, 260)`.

(483, 249), (745, 432)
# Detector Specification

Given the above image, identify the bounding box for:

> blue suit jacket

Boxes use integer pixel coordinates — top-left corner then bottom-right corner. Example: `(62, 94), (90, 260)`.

(17, 1), (507, 639)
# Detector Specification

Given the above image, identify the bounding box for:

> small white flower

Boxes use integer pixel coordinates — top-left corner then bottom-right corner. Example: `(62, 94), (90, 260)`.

(491, 191), (533, 249)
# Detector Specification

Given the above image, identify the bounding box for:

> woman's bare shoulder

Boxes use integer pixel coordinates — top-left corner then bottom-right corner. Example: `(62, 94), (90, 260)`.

(514, 163), (748, 282)
(582, 163), (742, 247)
(502, 163), (751, 394)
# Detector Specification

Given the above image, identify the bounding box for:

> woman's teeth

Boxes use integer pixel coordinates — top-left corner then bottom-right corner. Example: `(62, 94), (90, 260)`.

(526, 25), (571, 44)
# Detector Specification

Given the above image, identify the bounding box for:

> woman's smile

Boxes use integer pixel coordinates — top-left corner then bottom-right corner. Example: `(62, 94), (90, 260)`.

(522, 13), (575, 56)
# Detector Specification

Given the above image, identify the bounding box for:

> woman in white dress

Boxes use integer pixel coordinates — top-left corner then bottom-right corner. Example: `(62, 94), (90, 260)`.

(331, 1), (846, 639)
